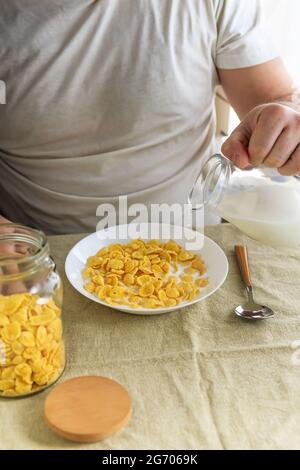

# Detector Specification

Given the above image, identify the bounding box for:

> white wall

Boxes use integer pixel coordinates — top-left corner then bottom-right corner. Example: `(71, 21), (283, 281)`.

(260, 0), (300, 83)
(222, 0), (300, 135)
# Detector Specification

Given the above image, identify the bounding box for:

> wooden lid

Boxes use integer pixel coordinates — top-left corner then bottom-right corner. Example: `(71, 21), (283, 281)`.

(44, 376), (132, 443)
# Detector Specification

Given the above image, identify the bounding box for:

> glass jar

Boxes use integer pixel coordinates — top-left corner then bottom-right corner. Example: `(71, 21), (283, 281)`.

(0, 224), (65, 397)
(189, 154), (300, 247)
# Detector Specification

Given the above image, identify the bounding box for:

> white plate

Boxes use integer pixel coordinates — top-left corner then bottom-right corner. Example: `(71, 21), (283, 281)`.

(65, 224), (228, 315)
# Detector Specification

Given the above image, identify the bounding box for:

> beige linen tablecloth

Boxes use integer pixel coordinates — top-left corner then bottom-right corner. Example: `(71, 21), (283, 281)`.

(1, 224), (300, 450)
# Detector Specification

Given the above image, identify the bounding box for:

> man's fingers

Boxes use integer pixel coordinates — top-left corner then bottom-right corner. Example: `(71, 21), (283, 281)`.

(0, 215), (12, 225)
(221, 129), (250, 169)
(263, 127), (300, 168)
(278, 144), (300, 176)
(248, 107), (286, 166)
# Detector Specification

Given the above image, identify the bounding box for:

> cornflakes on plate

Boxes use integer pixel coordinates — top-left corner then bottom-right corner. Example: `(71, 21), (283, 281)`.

(82, 239), (209, 311)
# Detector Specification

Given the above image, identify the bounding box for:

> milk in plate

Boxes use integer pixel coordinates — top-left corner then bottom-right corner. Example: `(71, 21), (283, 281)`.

(216, 183), (300, 247)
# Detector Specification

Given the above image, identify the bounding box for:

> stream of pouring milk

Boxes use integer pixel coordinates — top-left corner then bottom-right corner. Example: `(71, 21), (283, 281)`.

(216, 184), (300, 247)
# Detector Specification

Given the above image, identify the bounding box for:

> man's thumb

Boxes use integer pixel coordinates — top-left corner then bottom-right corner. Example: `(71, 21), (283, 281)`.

(221, 129), (250, 169)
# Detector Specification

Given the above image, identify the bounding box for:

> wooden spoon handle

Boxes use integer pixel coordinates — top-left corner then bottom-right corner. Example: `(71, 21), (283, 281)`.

(235, 245), (252, 288)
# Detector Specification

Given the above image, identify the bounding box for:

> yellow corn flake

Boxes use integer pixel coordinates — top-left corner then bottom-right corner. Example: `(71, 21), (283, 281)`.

(195, 278), (209, 288)
(109, 287), (126, 299)
(47, 320), (62, 342)
(139, 264), (152, 275)
(0, 343), (13, 365)
(109, 250), (123, 259)
(32, 304), (44, 315)
(181, 275), (194, 283)
(152, 279), (163, 291)
(165, 276), (176, 288)
(152, 265), (163, 277)
(123, 273), (135, 286)
(137, 275), (152, 286)
(141, 298), (162, 309)
(105, 274), (119, 287)
(184, 267), (197, 275)
(0, 315), (9, 327)
(139, 282), (155, 298)
(29, 310), (56, 326)
(161, 262), (170, 274)
(1, 322), (21, 343)
(108, 258), (124, 270)
(150, 256), (160, 264)
(12, 355), (23, 365)
(23, 347), (42, 362)
(0, 294), (25, 316)
(82, 266), (94, 279)
(178, 250), (194, 262)
(11, 341), (25, 356)
(47, 299), (61, 316)
(132, 250), (144, 260)
(1, 366), (15, 380)
(47, 344), (59, 365)
(172, 262), (179, 272)
(15, 363), (32, 383)
(1, 389), (18, 396)
(131, 240), (144, 249)
(164, 299), (177, 307)
(15, 378), (32, 394)
(0, 379), (15, 391)
(19, 332), (35, 348)
(191, 258), (206, 274)
(146, 239), (160, 246)
(109, 243), (124, 251)
(158, 290), (168, 303)
(84, 282), (95, 294)
(87, 256), (103, 268)
(124, 259), (136, 273)
(29, 357), (46, 374)
(96, 247), (109, 256)
(128, 295), (142, 305)
(164, 241), (178, 252)
(100, 257), (110, 269)
(92, 274), (105, 286)
(96, 286), (109, 300)
(11, 308), (28, 325)
(110, 269), (125, 275)
(178, 286), (187, 298)
(165, 287), (180, 299)
(166, 250), (178, 260)
(32, 371), (50, 386)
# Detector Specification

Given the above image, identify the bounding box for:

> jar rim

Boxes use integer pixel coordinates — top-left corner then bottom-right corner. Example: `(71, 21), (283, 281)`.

(189, 154), (234, 208)
(0, 223), (49, 275)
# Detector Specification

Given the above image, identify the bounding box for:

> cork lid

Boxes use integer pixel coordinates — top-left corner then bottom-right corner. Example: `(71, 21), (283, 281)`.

(44, 376), (132, 443)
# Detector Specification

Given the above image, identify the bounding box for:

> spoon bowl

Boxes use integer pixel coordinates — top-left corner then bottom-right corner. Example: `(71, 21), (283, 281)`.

(235, 300), (275, 320)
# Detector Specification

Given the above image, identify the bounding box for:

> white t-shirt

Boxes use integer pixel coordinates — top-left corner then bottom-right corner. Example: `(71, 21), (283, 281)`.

(0, 0), (277, 234)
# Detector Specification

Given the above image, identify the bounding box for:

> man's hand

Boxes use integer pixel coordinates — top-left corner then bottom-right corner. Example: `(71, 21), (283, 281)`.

(222, 103), (300, 176)
(0, 215), (11, 224)
(0, 217), (27, 294)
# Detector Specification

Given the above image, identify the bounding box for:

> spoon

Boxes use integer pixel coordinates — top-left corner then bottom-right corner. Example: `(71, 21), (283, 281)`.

(234, 245), (275, 320)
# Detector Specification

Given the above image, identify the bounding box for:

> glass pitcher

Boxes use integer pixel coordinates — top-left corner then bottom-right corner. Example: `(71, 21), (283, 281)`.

(189, 154), (300, 247)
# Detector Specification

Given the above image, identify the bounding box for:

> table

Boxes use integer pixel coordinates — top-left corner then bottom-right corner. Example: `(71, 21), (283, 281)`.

(1, 224), (300, 450)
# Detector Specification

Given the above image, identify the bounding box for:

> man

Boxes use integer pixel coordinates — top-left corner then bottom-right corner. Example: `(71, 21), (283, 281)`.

(0, 0), (299, 234)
